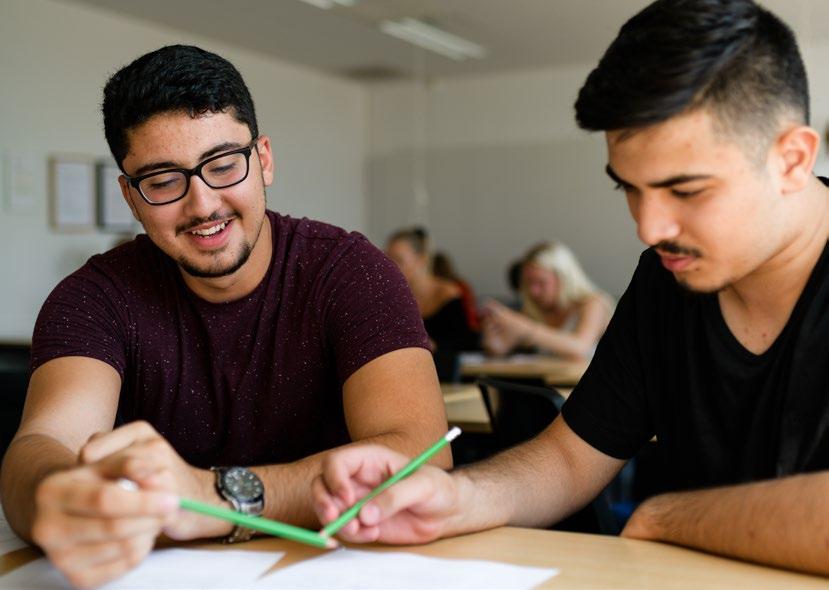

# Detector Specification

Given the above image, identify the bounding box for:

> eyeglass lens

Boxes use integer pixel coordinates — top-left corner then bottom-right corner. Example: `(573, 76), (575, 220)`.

(139, 151), (249, 203)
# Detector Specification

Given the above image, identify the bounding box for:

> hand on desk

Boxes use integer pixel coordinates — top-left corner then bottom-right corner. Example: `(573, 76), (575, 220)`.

(312, 444), (460, 545)
(31, 421), (227, 589)
(480, 300), (535, 356)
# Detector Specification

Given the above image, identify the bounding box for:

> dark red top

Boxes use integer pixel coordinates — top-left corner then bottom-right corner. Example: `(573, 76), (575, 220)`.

(31, 211), (429, 467)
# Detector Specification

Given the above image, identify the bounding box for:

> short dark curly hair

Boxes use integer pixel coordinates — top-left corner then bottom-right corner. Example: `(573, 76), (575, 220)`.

(575, 0), (808, 152)
(102, 45), (258, 171)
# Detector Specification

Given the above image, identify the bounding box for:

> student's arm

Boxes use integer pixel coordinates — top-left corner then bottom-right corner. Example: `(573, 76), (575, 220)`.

(79, 347), (450, 533)
(0, 357), (180, 589)
(312, 414), (624, 544)
(622, 472), (829, 576)
(521, 294), (611, 358)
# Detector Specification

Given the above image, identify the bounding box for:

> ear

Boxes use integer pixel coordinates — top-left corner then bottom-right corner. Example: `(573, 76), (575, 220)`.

(118, 175), (142, 223)
(254, 135), (275, 187)
(772, 125), (820, 194)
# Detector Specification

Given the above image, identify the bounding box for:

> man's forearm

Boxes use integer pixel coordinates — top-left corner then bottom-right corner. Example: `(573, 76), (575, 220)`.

(0, 434), (77, 541)
(624, 471), (829, 575)
(444, 418), (623, 537)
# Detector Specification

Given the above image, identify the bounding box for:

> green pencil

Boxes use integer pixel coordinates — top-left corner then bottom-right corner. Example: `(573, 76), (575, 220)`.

(321, 427), (461, 537)
(178, 497), (337, 549)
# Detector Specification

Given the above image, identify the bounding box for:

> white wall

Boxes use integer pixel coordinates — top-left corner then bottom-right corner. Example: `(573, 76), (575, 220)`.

(366, 50), (829, 302)
(366, 66), (642, 301)
(0, 0), (368, 342)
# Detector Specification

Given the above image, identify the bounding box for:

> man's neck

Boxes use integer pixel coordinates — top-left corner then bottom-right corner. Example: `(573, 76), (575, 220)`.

(182, 215), (273, 304)
(718, 177), (829, 353)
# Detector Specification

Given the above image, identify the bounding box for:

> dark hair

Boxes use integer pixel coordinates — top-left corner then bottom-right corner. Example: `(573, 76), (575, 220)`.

(103, 45), (258, 171)
(575, 0), (808, 145)
(432, 252), (460, 282)
(387, 226), (430, 255)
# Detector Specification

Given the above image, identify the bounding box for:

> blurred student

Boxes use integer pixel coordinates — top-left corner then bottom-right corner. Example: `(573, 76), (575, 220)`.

(482, 242), (613, 359)
(432, 251), (480, 331)
(386, 228), (479, 351)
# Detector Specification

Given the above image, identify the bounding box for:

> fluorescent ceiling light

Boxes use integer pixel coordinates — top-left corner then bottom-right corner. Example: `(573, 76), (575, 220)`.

(380, 18), (487, 61)
(297, 0), (356, 9)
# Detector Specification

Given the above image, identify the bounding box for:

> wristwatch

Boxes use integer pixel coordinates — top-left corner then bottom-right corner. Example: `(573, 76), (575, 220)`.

(211, 466), (265, 543)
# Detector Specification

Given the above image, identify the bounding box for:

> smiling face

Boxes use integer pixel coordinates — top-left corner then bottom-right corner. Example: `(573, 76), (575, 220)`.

(119, 110), (274, 292)
(606, 108), (791, 294)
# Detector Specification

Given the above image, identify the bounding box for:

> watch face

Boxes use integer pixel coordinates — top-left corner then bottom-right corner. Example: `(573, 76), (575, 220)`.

(222, 467), (264, 502)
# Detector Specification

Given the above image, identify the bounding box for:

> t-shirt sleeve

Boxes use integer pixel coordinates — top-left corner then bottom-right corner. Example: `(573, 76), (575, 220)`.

(560, 253), (654, 459)
(320, 235), (430, 384)
(30, 262), (128, 378)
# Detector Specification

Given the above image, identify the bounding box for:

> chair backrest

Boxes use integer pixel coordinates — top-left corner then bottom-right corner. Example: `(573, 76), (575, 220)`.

(476, 377), (620, 536)
(0, 344), (30, 458)
(476, 377), (565, 449)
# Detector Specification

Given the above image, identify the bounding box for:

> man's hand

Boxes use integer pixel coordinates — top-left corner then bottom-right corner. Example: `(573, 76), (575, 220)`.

(481, 300), (533, 355)
(31, 460), (177, 589)
(312, 444), (462, 545)
(78, 421), (233, 541)
(30, 420), (235, 588)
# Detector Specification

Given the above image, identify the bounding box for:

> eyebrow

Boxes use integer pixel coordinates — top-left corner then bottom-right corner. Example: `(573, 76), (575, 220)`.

(131, 141), (246, 177)
(605, 164), (713, 189)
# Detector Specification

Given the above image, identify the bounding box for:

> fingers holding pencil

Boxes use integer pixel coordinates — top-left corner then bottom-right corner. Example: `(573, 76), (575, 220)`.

(311, 442), (460, 545)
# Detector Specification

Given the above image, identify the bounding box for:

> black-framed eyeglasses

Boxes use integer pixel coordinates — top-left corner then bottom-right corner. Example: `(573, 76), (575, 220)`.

(124, 139), (259, 206)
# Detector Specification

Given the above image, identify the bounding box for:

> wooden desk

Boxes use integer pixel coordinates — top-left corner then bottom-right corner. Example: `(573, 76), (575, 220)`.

(459, 353), (588, 386)
(442, 382), (490, 433)
(2, 527), (825, 589)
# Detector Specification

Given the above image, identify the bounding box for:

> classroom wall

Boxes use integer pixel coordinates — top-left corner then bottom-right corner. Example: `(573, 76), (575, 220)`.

(366, 50), (829, 301)
(0, 0), (368, 342)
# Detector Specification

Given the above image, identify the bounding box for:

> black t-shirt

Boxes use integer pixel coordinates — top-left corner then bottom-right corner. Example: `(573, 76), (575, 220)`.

(562, 240), (829, 492)
(423, 297), (480, 351)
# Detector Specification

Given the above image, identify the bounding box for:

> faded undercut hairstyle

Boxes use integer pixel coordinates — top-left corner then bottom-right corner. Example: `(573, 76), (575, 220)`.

(102, 45), (258, 172)
(574, 0), (809, 157)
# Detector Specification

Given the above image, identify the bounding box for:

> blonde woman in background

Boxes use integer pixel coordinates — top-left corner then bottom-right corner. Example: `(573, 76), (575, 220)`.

(482, 242), (613, 359)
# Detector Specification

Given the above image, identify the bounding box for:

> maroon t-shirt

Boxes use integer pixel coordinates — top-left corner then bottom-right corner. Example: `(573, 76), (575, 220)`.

(31, 211), (429, 467)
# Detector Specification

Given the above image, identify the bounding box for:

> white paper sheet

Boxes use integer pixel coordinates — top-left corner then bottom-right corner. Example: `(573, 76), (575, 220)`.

(0, 548), (283, 589)
(255, 548), (558, 589)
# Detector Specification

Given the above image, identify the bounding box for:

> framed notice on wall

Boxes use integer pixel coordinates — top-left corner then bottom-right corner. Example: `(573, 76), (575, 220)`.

(96, 161), (136, 232)
(49, 156), (95, 231)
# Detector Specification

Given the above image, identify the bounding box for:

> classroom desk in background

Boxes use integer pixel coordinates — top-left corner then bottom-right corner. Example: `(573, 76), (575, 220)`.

(442, 382), (573, 434)
(458, 352), (588, 386)
(1, 526), (825, 589)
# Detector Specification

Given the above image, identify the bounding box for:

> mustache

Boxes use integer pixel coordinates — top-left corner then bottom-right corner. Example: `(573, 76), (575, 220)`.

(176, 211), (235, 235)
(654, 241), (702, 257)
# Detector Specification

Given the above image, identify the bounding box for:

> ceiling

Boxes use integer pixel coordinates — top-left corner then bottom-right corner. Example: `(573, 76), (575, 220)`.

(67, 0), (829, 81)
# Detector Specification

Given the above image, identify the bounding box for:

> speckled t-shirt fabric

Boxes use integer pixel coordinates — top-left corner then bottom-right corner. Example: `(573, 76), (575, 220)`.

(30, 211), (429, 467)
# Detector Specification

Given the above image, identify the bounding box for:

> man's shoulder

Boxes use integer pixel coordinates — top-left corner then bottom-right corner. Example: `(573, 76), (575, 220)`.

(269, 211), (377, 264)
(270, 210), (363, 244)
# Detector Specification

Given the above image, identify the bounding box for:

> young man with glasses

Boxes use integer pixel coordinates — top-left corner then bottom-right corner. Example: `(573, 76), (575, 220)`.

(0, 45), (450, 589)
(312, 0), (829, 576)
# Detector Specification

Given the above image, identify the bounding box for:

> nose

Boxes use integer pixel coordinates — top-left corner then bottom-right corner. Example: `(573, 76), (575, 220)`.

(631, 192), (681, 246)
(182, 175), (222, 218)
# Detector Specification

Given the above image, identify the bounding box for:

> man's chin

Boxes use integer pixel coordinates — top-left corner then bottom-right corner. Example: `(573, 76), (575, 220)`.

(178, 247), (252, 279)
(674, 274), (728, 295)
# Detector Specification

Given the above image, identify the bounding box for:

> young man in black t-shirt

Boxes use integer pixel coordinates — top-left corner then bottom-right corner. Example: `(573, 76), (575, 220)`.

(312, 0), (829, 576)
